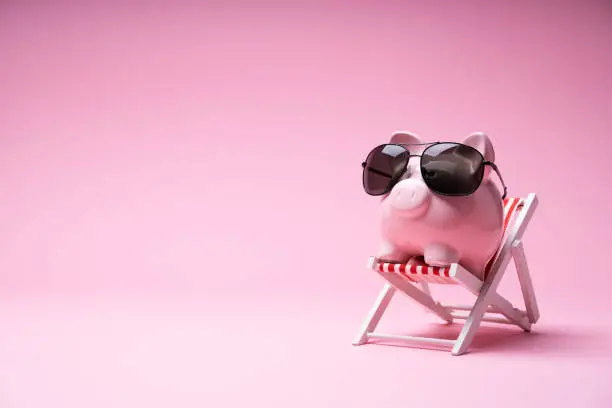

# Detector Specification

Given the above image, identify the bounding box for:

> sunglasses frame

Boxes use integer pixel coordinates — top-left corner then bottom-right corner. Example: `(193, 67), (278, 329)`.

(361, 141), (508, 200)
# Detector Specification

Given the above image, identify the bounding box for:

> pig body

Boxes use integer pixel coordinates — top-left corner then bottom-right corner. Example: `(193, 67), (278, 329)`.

(376, 131), (505, 280)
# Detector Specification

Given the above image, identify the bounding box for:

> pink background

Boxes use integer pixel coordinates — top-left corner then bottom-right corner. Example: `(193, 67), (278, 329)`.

(1, 0), (611, 406)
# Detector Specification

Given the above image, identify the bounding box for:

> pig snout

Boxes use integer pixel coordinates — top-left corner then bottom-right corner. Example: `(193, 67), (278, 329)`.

(387, 178), (431, 217)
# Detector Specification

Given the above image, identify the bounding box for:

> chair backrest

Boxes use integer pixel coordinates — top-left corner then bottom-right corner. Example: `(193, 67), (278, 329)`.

(502, 197), (523, 233)
(484, 194), (536, 279)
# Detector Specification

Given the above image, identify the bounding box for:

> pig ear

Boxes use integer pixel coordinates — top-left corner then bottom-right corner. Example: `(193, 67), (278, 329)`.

(389, 130), (423, 145)
(462, 132), (495, 178)
(462, 131), (495, 162)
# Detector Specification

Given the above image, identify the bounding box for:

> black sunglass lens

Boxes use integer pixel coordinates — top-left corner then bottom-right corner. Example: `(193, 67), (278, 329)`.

(362, 144), (409, 195)
(420, 143), (484, 195)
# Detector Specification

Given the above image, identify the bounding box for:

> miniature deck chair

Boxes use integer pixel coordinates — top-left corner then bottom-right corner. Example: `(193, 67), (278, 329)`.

(353, 193), (539, 356)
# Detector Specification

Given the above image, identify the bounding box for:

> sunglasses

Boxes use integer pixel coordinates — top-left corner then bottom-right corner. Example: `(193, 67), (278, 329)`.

(361, 142), (508, 199)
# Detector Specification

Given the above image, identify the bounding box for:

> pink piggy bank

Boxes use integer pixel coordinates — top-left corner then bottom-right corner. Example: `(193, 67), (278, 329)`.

(363, 131), (507, 280)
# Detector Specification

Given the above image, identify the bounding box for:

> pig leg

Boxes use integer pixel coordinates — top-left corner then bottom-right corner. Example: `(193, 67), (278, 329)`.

(423, 243), (459, 267)
(376, 240), (411, 263)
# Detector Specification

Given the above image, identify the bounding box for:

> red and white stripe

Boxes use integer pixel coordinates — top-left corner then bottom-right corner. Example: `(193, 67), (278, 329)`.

(377, 261), (455, 284)
(502, 196), (521, 233)
(374, 196), (523, 284)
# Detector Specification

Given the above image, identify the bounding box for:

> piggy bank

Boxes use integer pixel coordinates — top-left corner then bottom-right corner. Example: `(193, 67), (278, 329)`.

(369, 131), (505, 280)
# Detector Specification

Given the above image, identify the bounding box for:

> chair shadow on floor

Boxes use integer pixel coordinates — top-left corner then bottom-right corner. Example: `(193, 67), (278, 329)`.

(368, 322), (612, 358)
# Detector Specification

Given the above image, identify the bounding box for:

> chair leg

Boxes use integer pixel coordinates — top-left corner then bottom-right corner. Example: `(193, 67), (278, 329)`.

(451, 298), (489, 356)
(353, 283), (396, 346)
(452, 263), (530, 331)
(452, 259), (512, 355)
(488, 292), (532, 331)
(512, 240), (540, 324)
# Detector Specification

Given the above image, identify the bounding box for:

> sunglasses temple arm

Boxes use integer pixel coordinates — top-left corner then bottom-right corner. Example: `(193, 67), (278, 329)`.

(486, 162), (508, 200)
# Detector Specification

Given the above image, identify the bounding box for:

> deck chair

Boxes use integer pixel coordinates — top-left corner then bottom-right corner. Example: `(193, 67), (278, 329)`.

(352, 193), (539, 356)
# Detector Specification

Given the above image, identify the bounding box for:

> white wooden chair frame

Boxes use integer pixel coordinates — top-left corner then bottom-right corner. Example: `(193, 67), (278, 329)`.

(352, 193), (539, 356)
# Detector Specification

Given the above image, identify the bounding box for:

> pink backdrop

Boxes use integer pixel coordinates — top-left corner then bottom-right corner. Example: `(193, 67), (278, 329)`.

(1, 0), (611, 407)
